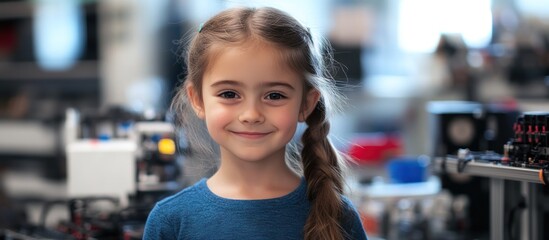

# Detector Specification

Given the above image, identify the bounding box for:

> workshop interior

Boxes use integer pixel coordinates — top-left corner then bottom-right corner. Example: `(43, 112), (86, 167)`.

(1, 0), (548, 239)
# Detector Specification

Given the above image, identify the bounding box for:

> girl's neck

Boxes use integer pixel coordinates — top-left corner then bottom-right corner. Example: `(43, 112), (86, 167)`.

(206, 151), (301, 200)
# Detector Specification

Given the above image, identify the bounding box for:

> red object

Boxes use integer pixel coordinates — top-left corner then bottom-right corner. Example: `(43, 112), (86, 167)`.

(0, 24), (16, 53)
(347, 134), (403, 165)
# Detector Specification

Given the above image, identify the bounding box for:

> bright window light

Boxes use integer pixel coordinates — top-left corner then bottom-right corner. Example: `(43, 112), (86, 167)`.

(516, 0), (549, 18)
(34, 0), (85, 70)
(398, 0), (492, 53)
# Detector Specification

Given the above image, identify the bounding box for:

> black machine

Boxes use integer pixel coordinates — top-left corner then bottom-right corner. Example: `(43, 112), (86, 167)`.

(428, 101), (520, 156)
(428, 101), (521, 237)
(442, 112), (549, 240)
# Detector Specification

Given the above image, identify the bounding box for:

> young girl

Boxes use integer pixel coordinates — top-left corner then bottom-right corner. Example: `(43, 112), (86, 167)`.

(144, 7), (367, 240)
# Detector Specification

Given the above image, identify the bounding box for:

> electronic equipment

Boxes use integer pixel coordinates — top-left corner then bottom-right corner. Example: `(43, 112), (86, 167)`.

(65, 106), (183, 207)
(428, 101), (520, 157)
(504, 112), (549, 170)
(436, 110), (549, 187)
(0, 196), (149, 240)
(440, 111), (549, 184)
(443, 109), (549, 172)
(133, 121), (183, 195)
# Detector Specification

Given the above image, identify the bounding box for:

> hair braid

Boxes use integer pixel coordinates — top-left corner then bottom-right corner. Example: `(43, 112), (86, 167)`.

(301, 99), (345, 240)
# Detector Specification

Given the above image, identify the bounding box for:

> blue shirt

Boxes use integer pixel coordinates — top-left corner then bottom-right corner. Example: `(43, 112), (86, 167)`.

(143, 178), (368, 240)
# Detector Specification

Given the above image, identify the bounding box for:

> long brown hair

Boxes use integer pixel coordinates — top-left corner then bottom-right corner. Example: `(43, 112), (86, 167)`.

(172, 7), (347, 240)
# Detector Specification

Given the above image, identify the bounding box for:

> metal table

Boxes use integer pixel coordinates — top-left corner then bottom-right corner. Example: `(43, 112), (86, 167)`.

(432, 157), (547, 240)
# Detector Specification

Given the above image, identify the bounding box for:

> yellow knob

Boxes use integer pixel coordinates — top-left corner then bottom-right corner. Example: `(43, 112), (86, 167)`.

(158, 138), (176, 155)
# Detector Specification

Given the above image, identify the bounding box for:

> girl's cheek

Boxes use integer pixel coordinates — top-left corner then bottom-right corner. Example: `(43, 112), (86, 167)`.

(273, 111), (299, 128)
(208, 105), (234, 118)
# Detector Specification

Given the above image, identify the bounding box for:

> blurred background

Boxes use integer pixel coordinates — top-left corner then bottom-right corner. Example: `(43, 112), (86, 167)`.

(0, 0), (548, 239)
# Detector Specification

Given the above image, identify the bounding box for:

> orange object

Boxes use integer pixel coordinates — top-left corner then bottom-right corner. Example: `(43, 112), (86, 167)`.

(360, 212), (379, 236)
(540, 169), (546, 185)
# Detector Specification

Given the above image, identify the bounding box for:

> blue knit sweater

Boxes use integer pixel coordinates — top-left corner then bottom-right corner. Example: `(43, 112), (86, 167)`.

(143, 178), (368, 240)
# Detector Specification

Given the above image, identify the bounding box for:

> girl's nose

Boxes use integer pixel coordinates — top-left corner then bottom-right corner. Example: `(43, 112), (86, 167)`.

(238, 100), (265, 124)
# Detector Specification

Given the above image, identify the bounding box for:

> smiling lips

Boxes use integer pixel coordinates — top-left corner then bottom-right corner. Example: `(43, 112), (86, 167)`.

(231, 131), (271, 139)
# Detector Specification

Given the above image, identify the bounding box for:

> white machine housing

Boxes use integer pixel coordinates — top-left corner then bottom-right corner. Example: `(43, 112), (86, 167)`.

(66, 139), (137, 206)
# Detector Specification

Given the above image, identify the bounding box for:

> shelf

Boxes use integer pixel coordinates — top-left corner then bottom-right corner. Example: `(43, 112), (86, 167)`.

(137, 181), (181, 192)
(0, 120), (57, 156)
(0, 1), (32, 20)
(0, 1), (97, 20)
(354, 176), (441, 199)
(0, 60), (99, 81)
(432, 157), (546, 184)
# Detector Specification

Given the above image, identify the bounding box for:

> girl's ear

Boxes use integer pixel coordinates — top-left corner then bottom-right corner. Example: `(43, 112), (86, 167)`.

(299, 89), (320, 122)
(186, 84), (205, 119)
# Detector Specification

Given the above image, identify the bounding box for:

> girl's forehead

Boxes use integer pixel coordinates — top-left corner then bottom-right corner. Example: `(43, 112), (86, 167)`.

(206, 40), (294, 73)
(202, 40), (305, 88)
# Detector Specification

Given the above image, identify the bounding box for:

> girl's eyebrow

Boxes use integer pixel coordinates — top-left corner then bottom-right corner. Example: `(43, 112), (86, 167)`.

(210, 80), (242, 88)
(262, 82), (295, 91)
(210, 80), (295, 91)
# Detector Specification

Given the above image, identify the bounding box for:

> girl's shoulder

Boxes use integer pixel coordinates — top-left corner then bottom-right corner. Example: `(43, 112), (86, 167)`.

(341, 195), (361, 219)
(154, 178), (209, 210)
(143, 179), (210, 239)
(340, 195), (369, 239)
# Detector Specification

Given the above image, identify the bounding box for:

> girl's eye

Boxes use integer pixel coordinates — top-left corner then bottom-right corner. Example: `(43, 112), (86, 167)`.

(266, 92), (286, 100)
(219, 91), (238, 99)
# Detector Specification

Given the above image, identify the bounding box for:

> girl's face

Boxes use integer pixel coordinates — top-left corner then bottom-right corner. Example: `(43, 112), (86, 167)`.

(188, 41), (319, 164)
